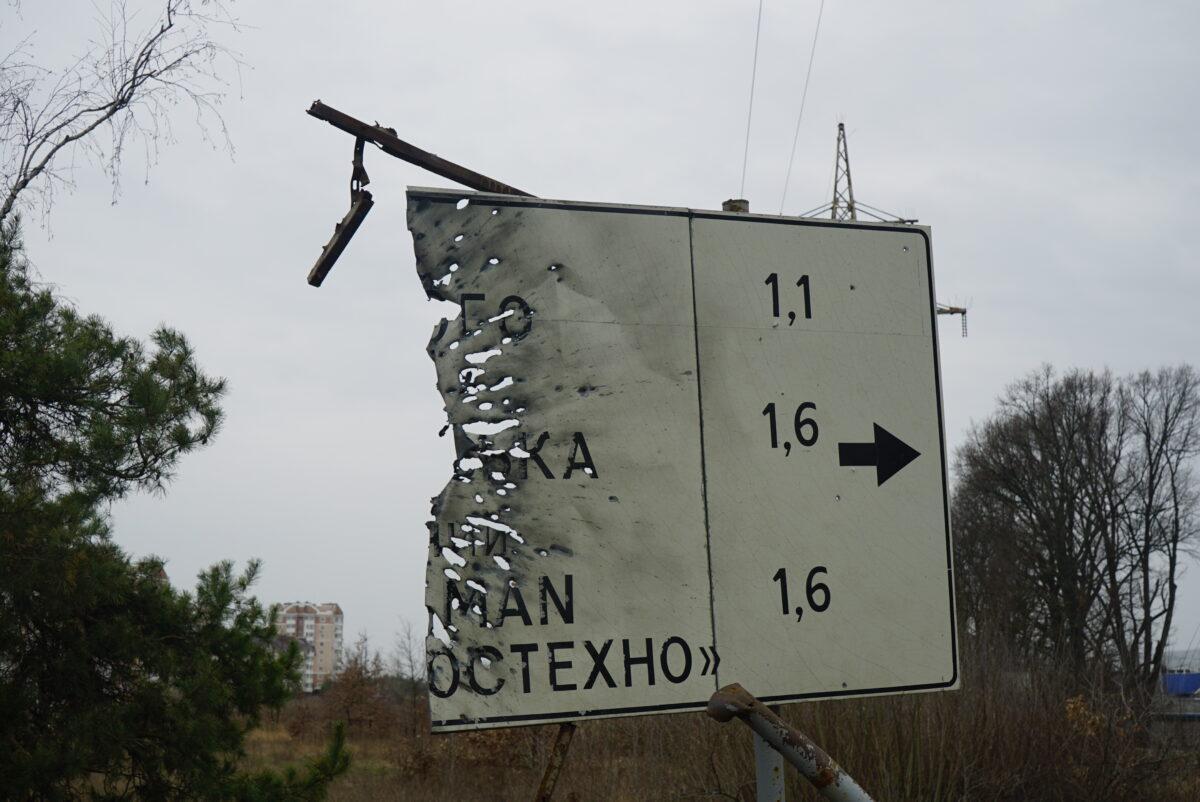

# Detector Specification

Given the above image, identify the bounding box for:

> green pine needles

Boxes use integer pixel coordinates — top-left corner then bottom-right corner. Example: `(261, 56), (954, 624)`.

(0, 218), (350, 799)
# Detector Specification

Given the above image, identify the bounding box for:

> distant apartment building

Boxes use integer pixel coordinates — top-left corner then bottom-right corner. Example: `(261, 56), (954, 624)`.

(272, 634), (317, 692)
(274, 602), (344, 691)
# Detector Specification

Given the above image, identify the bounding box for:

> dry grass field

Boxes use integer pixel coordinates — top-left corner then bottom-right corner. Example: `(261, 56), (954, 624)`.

(245, 645), (1200, 801)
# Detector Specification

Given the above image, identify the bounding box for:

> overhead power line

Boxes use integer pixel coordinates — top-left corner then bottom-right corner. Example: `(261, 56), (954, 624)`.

(779, 0), (826, 214)
(739, 0), (765, 199)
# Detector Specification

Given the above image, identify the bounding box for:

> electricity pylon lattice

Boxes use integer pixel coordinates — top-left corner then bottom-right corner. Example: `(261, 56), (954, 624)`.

(831, 122), (856, 221)
(798, 122), (970, 337)
(798, 123), (914, 224)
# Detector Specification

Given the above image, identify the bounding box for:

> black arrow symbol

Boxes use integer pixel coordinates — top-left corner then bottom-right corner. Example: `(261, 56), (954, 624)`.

(699, 646), (720, 676)
(838, 423), (921, 486)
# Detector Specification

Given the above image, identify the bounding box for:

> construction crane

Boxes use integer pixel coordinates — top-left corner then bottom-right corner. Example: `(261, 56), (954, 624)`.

(801, 123), (967, 337)
(936, 304), (968, 337)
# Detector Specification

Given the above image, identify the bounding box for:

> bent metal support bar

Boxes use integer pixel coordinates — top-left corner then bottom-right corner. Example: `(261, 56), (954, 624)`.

(304, 100), (532, 286)
(307, 101), (531, 197)
(707, 684), (876, 802)
(306, 135), (374, 287)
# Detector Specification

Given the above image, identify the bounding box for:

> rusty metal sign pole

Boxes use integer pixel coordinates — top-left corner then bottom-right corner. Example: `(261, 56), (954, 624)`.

(755, 704), (786, 801)
(721, 198), (785, 802)
(708, 684), (875, 802)
(534, 722), (577, 801)
(718, 198), (867, 802)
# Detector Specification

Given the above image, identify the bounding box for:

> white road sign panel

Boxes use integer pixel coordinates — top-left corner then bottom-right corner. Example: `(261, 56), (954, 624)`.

(407, 188), (957, 732)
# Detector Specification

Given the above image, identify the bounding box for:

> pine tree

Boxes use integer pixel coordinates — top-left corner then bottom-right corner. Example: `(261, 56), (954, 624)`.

(0, 219), (349, 799)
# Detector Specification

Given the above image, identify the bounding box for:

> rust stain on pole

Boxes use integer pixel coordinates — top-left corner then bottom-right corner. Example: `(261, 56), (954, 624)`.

(534, 722), (577, 801)
(707, 684), (875, 802)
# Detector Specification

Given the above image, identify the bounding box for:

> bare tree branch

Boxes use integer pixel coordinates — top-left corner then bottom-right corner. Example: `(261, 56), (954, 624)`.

(0, 0), (241, 224)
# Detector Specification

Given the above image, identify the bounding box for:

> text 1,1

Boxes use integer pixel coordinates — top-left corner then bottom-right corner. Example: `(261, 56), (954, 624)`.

(764, 273), (812, 325)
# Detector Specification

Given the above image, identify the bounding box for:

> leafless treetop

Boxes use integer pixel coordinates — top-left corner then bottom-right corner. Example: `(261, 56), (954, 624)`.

(0, 0), (241, 224)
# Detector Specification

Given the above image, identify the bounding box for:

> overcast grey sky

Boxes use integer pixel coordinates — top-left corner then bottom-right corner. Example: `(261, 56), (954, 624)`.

(8, 1), (1200, 659)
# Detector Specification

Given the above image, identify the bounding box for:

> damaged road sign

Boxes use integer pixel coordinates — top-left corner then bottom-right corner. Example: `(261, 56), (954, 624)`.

(408, 188), (957, 732)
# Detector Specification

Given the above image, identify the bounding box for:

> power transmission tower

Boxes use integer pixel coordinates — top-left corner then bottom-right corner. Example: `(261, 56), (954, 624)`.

(800, 123), (968, 336)
(831, 122), (856, 221)
(799, 123), (913, 224)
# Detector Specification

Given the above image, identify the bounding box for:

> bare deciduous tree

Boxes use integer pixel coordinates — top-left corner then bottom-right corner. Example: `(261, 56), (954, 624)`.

(0, 0), (239, 224)
(954, 368), (1115, 670)
(954, 365), (1199, 690)
(324, 632), (386, 731)
(1111, 367), (1200, 687)
(392, 618), (423, 681)
(392, 618), (426, 736)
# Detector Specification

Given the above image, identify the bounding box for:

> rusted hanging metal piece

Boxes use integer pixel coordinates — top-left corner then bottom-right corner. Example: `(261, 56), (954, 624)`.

(350, 136), (370, 195)
(305, 100), (532, 286)
(307, 136), (375, 287)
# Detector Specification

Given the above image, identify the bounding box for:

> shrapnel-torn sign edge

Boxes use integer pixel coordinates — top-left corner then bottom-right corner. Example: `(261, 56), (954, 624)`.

(407, 186), (958, 732)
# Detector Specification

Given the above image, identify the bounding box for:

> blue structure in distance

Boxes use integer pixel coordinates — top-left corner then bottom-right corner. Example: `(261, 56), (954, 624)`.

(1163, 671), (1200, 697)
